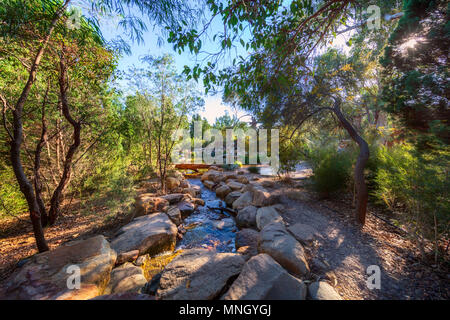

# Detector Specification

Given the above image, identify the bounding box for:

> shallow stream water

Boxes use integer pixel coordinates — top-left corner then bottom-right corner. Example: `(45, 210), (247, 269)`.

(175, 179), (237, 252)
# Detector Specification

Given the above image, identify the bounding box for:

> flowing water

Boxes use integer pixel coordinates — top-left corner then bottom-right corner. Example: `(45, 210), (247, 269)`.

(175, 179), (237, 252)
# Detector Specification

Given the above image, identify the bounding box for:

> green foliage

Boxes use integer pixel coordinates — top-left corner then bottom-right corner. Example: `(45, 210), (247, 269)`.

(371, 143), (449, 242)
(0, 163), (27, 217)
(309, 143), (354, 195)
(247, 166), (260, 174)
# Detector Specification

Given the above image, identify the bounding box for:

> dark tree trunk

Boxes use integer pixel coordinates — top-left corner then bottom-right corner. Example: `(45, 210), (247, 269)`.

(331, 98), (370, 225)
(48, 49), (81, 226)
(7, 1), (71, 252)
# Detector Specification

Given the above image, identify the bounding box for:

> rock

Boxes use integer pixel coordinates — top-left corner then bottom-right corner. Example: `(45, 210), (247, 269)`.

(225, 191), (242, 207)
(135, 194), (169, 217)
(201, 170), (221, 182)
(236, 246), (258, 261)
(222, 254), (307, 300)
(237, 170), (246, 175)
(232, 191), (253, 210)
(0, 235), (116, 300)
(209, 166), (223, 171)
(271, 203), (285, 212)
(287, 223), (320, 244)
(203, 180), (216, 190)
(261, 180), (275, 188)
(116, 250), (140, 265)
(224, 174), (238, 181)
(161, 193), (184, 204)
(182, 185), (200, 197)
(227, 180), (244, 191)
(252, 187), (275, 207)
(111, 213), (177, 256)
(236, 206), (257, 228)
(180, 180), (190, 189)
(166, 177), (180, 190)
(236, 228), (259, 249)
(308, 282), (342, 300)
(258, 222), (310, 276)
(106, 263), (147, 294)
(191, 198), (205, 206)
(215, 185), (232, 199)
(177, 201), (195, 218)
(157, 249), (245, 300)
(134, 254), (150, 267)
(256, 206), (283, 230)
(212, 218), (234, 230)
(237, 176), (249, 184)
(91, 292), (154, 300)
(142, 273), (162, 295)
(166, 206), (182, 226)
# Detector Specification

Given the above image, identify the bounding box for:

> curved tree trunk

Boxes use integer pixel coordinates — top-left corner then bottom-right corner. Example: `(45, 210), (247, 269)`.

(48, 49), (81, 226)
(331, 98), (370, 225)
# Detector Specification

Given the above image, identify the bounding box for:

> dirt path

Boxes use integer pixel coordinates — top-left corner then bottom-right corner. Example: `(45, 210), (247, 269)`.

(269, 183), (449, 300)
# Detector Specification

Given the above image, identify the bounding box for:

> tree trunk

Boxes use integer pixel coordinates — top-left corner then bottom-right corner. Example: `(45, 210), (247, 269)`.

(48, 48), (81, 226)
(8, 0), (71, 252)
(331, 98), (370, 225)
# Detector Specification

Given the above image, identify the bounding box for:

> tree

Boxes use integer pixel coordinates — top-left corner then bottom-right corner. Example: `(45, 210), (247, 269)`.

(168, 0), (401, 224)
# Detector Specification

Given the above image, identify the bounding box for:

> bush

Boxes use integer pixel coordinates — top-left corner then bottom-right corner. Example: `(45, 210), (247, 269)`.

(309, 144), (354, 196)
(372, 143), (449, 258)
(0, 163), (27, 218)
(247, 166), (260, 174)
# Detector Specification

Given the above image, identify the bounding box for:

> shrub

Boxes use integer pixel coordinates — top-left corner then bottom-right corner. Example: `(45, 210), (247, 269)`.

(372, 143), (449, 259)
(247, 166), (260, 174)
(309, 144), (354, 196)
(0, 163), (27, 218)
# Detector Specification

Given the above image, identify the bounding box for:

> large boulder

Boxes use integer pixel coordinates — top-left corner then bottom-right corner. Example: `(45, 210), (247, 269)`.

(225, 191), (242, 207)
(222, 254), (307, 300)
(0, 235), (116, 300)
(243, 183), (276, 207)
(166, 206), (182, 226)
(135, 194), (169, 217)
(308, 282), (342, 300)
(258, 222), (310, 276)
(105, 263), (147, 294)
(256, 206), (283, 230)
(237, 176), (249, 184)
(215, 185), (232, 199)
(232, 191), (253, 210)
(287, 223), (321, 244)
(156, 249), (245, 300)
(236, 206), (257, 229)
(166, 177), (180, 190)
(111, 213), (177, 257)
(179, 179), (190, 189)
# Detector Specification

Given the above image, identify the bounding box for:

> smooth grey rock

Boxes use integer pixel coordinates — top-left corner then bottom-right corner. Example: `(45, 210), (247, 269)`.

(215, 185), (232, 199)
(166, 206), (182, 226)
(106, 263), (147, 294)
(308, 281), (342, 300)
(258, 222), (310, 276)
(235, 228), (259, 249)
(236, 206), (257, 228)
(227, 180), (244, 191)
(116, 250), (139, 265)
(177, 201), (195, 218)
(232, 191), (253, 210)
(111, 213), (177, 256)
(225, 191), (242, 207)
(256, 206), (283, 230)
(161, 193), (184, 204)
(222, 254), (307, 300)
(157, 249), (245, 300)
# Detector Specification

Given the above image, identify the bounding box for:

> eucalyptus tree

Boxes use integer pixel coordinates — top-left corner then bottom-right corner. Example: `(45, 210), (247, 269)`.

(0, 0), (200, 252)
